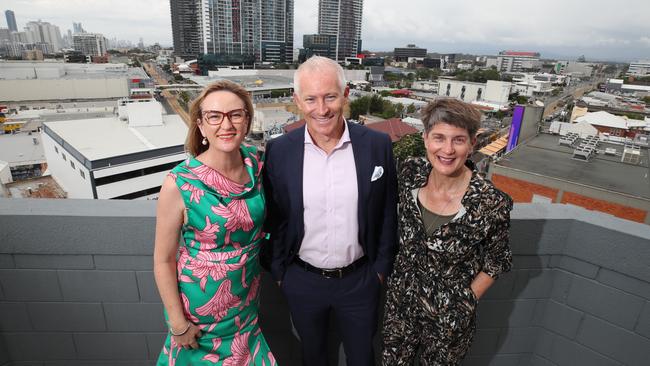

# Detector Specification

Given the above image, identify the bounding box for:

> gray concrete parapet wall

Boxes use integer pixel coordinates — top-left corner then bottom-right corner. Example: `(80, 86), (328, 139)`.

(0, 199), (649, 366)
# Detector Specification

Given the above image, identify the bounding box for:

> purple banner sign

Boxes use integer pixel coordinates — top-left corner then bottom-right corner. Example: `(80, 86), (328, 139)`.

(506, 105), (525, 152)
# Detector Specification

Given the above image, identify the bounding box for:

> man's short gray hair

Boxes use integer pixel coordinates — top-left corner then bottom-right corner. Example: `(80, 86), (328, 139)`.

(294, 56), (347, 96)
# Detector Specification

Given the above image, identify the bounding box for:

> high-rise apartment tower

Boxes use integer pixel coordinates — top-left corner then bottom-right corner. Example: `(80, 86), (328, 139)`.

(5, 10), (17, 32)
(318, 0), (363, 61)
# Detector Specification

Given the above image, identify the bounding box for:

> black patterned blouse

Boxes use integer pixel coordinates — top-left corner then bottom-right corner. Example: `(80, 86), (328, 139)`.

(382, 157), (513, 366)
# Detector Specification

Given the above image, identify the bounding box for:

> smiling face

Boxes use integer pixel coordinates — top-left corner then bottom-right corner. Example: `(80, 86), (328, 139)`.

(294, 66), (349, 143)
(197, 90), (249, 154)
(424, 122), (476, 177)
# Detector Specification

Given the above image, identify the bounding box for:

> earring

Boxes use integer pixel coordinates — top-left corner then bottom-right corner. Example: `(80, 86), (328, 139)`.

(202, 137), (208, 145)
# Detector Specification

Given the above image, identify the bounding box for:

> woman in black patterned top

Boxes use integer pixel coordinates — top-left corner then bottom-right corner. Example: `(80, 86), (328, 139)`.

(382, 98), (513, 365)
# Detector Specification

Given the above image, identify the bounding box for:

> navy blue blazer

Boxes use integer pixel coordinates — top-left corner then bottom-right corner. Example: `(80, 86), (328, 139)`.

(263, 122), (398, 282)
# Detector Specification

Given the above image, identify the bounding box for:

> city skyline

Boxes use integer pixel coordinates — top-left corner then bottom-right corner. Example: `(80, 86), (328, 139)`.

(1, 0), (649, 61)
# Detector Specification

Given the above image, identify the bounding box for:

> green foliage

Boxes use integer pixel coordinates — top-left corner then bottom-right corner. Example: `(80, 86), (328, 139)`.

(173, 74), (184, 82)
(380, 100), (397, 119)
(406, 103), (416, 114)
(453, 68), (501, 83)
(369, 94), (384, 114)
(551, 88), (562, 96)
(350, 96), (371, 120)
(643, 96), (650, 105)
(515, 95), (529, 105)
(624, 112), (644, 120)
(393, 133), (425, 162)
(380, 90), (393, 97)
(270, 89), (291, 98)
(179, 91), (191, 105)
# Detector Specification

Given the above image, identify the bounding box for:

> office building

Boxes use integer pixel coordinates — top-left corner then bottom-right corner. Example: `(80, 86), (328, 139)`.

(170, 0), (293, 63)
(496, 51), (541, 72)
(394, 44), (427, 62)
(73, 33), (108, 57)
(23, 20), (63, 53)
(72, 22), (86, 34)
(300, 33), (337, 62)
(318, 0), (363, 61)
(42, 98), (187, 200)
(627, 60), (650, 77)
(5, 10), (17, 32)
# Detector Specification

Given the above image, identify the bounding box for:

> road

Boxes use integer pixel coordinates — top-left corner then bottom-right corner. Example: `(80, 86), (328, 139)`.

(143, 62), (192, 126)
(542, 81), (598, 118)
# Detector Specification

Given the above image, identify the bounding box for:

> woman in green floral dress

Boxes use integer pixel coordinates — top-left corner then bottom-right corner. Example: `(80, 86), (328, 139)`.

(154, 80), (276, 366)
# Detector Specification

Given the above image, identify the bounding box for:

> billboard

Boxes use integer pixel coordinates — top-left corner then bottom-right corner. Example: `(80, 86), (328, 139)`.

(506, 105), (525, 152)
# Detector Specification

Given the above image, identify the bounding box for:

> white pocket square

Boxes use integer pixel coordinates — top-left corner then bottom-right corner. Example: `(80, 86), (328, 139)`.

(371, 166), (384, 182)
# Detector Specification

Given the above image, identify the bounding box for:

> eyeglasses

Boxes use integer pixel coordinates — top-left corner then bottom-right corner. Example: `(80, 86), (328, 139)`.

(201, 109), (248, 126)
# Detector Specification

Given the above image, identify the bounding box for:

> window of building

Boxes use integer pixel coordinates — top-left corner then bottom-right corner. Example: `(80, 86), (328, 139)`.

(446, 83), (451, 96)
(70, 161), (75, 169)
(461, 86), (466, 100)
(62, 153), (66, 161)
(54, 146), (59, 153)
(80, 170), (85, 179)
(477, 88), (483, 101)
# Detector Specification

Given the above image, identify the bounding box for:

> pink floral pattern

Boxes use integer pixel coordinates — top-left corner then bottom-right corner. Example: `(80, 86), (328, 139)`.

(157, 145), (275, 366)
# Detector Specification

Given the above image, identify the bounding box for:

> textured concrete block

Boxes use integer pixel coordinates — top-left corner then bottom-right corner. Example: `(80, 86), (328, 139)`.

(577, 315), (650, 366)
(136, 271), (160, 303)
(145, 333), (166, 360)
(482, 271), (515, 300)
(567, 276), (644, 330)
(103, 303), (165, 331)
(74, 333), (148, 360)
(533, 329), (555, 360)
(510, 219), (570, 255)
(0, 254), (14, 268)
(462, 354), (522, 366)
(0, 270), (62, 301)
(597, 269), (650, 300)
(636, 302), (650, 338)
(13, 255), (93, 269)
(513, 269), (554, 299)
(512, 255), (550, 269)
(529, 355), (557, 366)
(94, 255), (153, 270)
(3, 333), (76, 360)
(550, 270), (573, 303)
(467, 328), (500, 355)
(58, 270), (139, 302)
(550, 333), (620, 366)
(476, 299), (537, 328)
(497, 327), (538, 353)
(0, 303), (32, 331)
(565, 221), (650, 283)
(27, 302), (105, 331)
(555, 256), (599, 278)
(542, 300), (583, 339)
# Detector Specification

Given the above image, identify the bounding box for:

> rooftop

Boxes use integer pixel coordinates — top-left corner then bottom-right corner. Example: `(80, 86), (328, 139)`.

(0, 132), (46, 166)
(43, 114), (187, 162)
(0, 61), (149, 80)
(496, 133), (650, 199)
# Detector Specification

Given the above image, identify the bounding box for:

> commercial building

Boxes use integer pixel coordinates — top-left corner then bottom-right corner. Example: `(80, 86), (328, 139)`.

(627, 60), (650, 77)
(496, 51), (541, 72)
(437, 78), (512, 111)
(170, 0), (293, 63)
(0, 61), (153, 102)
(5, 10), (17, 32)
(394, 44), (427, 62)
(42, 99), (188, 199)
(555, 61), (594, 77)
(72, 33), (108, 57)
(23, 20), (63, 53)
(300, 33), (337, 62)
(490, 133), (650, 224)
(318, 0), (363, 61)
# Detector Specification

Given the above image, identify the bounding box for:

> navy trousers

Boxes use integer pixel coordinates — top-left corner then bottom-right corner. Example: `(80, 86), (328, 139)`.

(281, 261), (381, 366)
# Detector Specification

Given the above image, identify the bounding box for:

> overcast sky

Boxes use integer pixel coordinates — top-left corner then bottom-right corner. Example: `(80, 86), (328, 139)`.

(3, 0), (649, 62)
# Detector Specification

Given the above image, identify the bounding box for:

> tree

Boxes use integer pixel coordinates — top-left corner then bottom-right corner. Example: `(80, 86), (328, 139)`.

(369, 95), (384, 114)
(643, 96), (650, 105)
(394, 103), (405, 118)
(407, 103), (416, 114)
(393, 133), (425, 162)
(350, 96), (371, 120)
(381, 100), (397, 119)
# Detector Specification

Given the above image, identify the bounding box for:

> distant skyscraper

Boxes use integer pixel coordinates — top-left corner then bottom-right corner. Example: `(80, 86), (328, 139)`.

(24, 20), (63, 53)
(72, 22), (85, 34)
(318, 0), (363, 61)
(169, 0), (293, 63)
(5, 10), (17, 32)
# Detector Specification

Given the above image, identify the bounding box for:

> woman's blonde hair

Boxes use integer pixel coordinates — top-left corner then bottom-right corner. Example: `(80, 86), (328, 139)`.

(186, 80), (254, 156)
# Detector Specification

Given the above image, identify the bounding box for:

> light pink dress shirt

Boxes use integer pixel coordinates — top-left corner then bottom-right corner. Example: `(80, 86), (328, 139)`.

(299, 122), (364, 269)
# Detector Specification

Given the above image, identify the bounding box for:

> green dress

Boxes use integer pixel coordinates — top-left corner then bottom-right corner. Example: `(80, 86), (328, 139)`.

(157, 145), (276, 366)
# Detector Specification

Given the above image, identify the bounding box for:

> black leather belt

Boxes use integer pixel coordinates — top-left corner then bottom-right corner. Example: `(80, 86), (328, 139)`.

(294, 256), (368, 279)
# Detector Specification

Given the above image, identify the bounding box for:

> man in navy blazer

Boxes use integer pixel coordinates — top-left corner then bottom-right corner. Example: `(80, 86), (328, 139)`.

(263, 56), (398, 366)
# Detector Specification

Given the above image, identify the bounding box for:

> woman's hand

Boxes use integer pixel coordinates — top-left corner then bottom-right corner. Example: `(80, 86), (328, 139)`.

(470, 271), (495, 301)
(172, 323), (202, 350)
